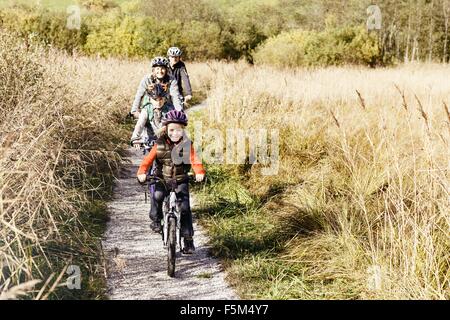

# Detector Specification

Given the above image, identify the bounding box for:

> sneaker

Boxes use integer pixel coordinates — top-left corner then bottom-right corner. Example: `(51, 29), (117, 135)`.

(150, 220), (162, 234)
(182, 237), (195, 254)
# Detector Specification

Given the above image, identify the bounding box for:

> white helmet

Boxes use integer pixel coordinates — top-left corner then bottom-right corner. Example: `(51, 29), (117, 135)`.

(167, 47), (182, 57)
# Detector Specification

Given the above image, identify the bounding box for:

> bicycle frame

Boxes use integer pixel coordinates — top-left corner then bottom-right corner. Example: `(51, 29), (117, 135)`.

(140, 173), (201, 277)
(162, 190), (182, 250)
(144, 175), (183, 251)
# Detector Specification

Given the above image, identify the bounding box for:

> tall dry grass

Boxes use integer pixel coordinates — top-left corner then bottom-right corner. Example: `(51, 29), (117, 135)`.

(200, 61), (449, 299)
(2, 25), (446, 299)
(0, 31), (129, 299)
(0, 30), (215, 299)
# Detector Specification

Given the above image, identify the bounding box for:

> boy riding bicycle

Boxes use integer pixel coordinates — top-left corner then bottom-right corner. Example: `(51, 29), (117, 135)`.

(137, 110), (205, 254)
(130, 83), (174, 149)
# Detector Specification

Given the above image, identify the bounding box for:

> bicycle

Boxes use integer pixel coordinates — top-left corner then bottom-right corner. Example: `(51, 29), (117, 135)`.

(131, 137), (155, 155)
(132, 139), (157, 206)
(141, 173), (198, 277)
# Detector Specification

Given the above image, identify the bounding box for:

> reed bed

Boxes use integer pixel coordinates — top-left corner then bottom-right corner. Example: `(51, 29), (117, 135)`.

(0, 31), (213, 299)
(198, 61), (449, 299)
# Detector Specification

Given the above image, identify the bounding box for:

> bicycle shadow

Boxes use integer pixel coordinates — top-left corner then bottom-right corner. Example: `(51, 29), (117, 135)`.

(174, 246), (226, 279)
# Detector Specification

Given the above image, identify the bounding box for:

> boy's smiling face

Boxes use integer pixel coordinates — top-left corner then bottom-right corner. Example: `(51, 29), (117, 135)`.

(151, 96), (165, 108)
(167, 123), (184, 142)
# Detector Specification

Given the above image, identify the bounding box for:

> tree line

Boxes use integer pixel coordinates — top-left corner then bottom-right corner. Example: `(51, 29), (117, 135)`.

(0, 0), (448, 66)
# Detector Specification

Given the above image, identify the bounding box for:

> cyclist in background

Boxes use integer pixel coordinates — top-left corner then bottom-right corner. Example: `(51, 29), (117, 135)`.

(167, 47), (193, 106)
(130, 56), (183, 118)
(130, 83), (174, 149)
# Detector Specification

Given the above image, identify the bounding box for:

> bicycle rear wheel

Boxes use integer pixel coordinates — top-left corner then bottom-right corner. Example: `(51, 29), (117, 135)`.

(167, 216), (177, 277)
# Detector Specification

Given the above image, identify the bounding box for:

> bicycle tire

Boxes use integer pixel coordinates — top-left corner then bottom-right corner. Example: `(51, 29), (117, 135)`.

(167, 216), (177, 277)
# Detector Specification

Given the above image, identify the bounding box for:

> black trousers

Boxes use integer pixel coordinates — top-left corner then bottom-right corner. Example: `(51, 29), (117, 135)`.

(149, 180), (194, 238)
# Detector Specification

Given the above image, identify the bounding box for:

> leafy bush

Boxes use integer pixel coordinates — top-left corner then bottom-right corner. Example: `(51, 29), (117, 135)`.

(253, 26), (384, 67)
(0, 7), (88, 53)
(83, 12), (146, 57)
(180, 20), (224, 60)
(77, 0), (118, 11)
(84, 13), (226, 60)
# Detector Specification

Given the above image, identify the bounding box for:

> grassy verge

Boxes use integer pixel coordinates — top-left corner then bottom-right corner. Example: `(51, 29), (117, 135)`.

(189, 62), (449, 300)
(192, 164), (333, 299)
(186, 110), (296, 298)
(0, 31), (130, 299)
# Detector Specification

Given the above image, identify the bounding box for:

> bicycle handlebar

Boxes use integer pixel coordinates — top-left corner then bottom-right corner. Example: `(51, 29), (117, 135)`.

(131, 139), (155, 149)
(138, 172), (201, 189)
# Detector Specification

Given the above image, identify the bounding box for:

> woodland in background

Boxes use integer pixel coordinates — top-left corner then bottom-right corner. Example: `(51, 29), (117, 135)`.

(0, 0), (449, 66)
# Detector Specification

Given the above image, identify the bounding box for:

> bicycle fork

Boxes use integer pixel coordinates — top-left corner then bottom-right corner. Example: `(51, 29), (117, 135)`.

(162, 191), (180, 247)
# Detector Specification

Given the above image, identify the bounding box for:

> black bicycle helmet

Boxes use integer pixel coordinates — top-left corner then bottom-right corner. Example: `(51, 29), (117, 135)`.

(151, 56), (169, 68)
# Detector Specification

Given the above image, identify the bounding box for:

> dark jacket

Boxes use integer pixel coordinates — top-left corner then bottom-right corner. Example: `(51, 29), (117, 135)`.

(137, 135), (206, 180)
(154, 135), (192, 182)
(168, 61), (192, 97)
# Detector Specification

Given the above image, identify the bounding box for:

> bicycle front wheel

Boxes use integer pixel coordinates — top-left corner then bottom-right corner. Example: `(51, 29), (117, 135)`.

(167, 216), (177, 277)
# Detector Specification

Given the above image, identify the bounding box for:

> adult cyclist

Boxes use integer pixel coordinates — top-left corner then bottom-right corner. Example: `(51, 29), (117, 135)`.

(130, 56), (183, 119)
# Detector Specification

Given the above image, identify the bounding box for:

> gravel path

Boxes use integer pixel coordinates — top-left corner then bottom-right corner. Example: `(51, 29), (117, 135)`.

(102, 103), (238, 300)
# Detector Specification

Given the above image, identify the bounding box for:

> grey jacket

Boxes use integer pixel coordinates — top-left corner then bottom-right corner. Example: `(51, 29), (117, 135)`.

(169, 61), (192, 97)
(131, 74), (183, 113)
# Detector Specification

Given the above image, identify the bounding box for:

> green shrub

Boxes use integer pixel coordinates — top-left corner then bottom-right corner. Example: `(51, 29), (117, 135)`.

(77, 0), (118, 11)
(180, 20), (224, 60)
(83, 12), (147, 57)
(0, 7), (88, 53)
(84, 14), (226, 60)
(253, 26), (384, 67)
(134, 18), (183, 58)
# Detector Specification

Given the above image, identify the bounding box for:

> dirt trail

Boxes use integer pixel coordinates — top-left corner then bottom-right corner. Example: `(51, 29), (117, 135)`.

(102, 103), (238, 300)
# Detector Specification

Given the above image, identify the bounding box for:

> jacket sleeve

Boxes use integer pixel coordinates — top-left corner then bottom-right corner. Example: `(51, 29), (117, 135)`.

(130, 109), (148, 142)
(169, 79), (183, 111)
(180, 67), (192, 96)
(137, 144), (158, 175)
(131, 75), (149, 114)
(190, 144), (206, 175)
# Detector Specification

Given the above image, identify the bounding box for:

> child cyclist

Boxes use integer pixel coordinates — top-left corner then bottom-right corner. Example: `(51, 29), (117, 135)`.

(167, 47), (193, 105)
(137, 110), (205, 254)
(130, 56), (183, 119)
(130, 83), (174, 149)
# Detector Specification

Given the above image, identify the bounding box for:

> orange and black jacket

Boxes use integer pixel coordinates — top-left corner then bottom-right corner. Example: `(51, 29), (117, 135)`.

(137, 135), (205, 181)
